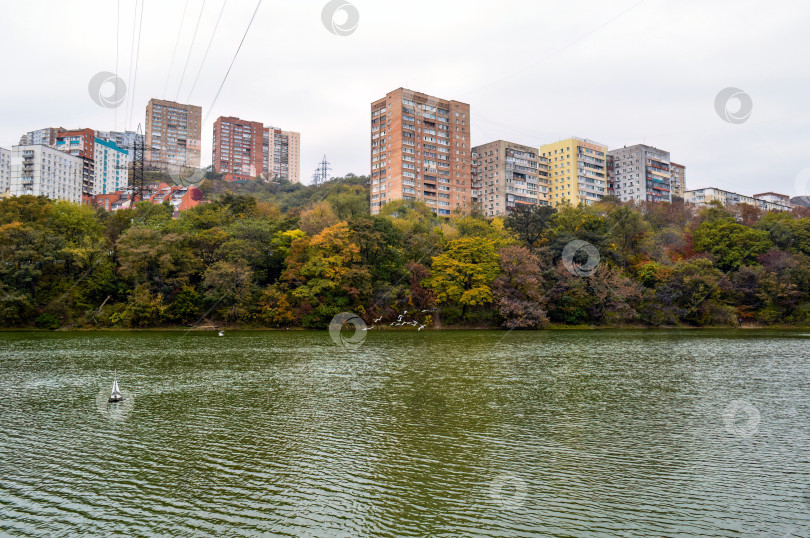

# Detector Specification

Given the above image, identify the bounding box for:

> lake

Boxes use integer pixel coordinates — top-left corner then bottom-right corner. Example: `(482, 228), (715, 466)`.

(1, 329), (809, 537)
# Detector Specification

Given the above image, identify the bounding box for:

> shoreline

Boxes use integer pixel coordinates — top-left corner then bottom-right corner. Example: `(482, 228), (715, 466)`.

(2, 324), (808, 332)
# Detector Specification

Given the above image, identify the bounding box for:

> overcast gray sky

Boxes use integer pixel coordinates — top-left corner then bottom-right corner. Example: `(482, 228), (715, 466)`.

(2, 0), (809, 196)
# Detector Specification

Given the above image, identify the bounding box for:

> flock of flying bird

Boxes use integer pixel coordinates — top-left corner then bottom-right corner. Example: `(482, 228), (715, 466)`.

(212, 310), (436, 335)
(363, 310), (437, 332)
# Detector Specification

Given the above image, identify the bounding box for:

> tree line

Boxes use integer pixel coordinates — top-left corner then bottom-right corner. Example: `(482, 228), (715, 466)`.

(1, 174), (809, 330)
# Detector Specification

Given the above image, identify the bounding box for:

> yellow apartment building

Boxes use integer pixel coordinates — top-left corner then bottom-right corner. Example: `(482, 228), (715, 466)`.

(539, 137), (608, 206)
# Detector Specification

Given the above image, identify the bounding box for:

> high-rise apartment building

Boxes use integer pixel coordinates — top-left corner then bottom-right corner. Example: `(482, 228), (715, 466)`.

(9, 145), (83, 203)
(96, 130), (144, 165)
(213, 117), (264, 180)
(539, 137), (607, 206)
(93, 138), (129, 195)
(145, 98), (202, 170)
(670, 162), (686, 199)
(608, 144), (671, 203)
(19, 127), (64, 146)
(470, 149), (482, 209)
(55, 128), (96, 201)
(212, 116), (301, 183)
(471, 140), (550, 217)
(265, 127), (300, 183)
(0, 147), (10, 195)
(370, 88), (471, 216)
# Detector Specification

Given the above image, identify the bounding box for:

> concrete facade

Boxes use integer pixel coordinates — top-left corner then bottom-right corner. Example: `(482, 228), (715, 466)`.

(608, 144), (672, 203)
(56, 128), (96, 200)
(19, 127), (63, 146)
(685, 187), (792, 212)
(10, 144), (83, 203)
(145, 99), (202, 170)
(0, 147), (10, 195)
(670, 162), (686, 199)
(472, 140), (550, 217)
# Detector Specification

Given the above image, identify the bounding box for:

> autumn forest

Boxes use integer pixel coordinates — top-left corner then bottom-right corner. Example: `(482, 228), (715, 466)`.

(1, 174), (810, 330)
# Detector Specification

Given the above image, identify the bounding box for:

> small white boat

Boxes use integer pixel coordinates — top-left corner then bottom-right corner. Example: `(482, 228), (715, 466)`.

(109, 371), (124, 403)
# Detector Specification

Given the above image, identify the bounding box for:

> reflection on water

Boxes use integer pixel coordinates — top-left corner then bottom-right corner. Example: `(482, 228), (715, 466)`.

(0, 329), (809, 537)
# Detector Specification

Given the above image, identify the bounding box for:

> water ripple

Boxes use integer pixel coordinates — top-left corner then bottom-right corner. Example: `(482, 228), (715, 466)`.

(1, 330), (809, 536)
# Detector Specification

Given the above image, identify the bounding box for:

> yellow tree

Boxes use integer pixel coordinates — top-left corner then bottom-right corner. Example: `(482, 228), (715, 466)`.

(425, 237), (500, 318)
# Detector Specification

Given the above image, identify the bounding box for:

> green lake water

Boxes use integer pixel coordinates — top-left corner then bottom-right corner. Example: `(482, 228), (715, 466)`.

(1, 329), (809, 537)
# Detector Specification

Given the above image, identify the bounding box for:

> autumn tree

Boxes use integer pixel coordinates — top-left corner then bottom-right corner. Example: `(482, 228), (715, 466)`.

(425, 237), (500, 319)
(492, 245), (548, 328)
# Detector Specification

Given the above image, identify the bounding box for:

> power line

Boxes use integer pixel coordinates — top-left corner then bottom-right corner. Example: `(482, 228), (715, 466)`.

(186, 0), (228, 103)
(124, 0), (138, 130)
(115, 0), (120, 132)
(201, 0), (262, 127)
(175, 0), (207, 102)
(127, 0), (146, 130)
(162, 0), (190, 99)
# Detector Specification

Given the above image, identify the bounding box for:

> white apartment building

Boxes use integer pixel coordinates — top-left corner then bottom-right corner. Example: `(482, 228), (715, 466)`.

(19, 127), (63, 146)
(10, 145), (83, 203)
(0, 147), (10, 195)
(685, 187), (792, 212)
(93, 138), (129, 195)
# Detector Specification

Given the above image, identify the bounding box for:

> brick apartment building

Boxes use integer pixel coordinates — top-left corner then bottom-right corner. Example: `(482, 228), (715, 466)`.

(370, 88), (471, 216)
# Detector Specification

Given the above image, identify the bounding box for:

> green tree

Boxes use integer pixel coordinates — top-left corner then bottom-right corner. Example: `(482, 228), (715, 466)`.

(504, 204), (556, 247)
(692, 217), (772, 271)
(608, 206), (647, 267)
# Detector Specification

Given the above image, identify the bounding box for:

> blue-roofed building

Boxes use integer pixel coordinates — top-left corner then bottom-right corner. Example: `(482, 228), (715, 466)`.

(93, 137), (129, 195)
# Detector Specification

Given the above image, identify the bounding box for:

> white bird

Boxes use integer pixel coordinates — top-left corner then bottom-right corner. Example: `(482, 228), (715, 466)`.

(403, 310), (408, 315)
(374, 316), (383, 323)
(397, 315), (403, 322)
(417, 324), (425, 331)
(218, 330), (224, 337)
